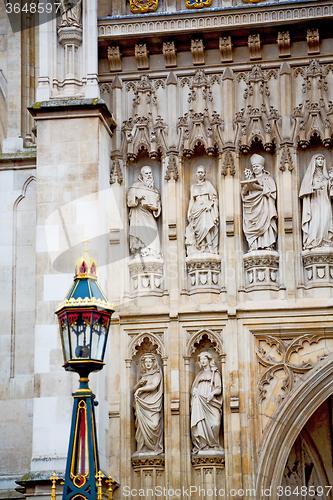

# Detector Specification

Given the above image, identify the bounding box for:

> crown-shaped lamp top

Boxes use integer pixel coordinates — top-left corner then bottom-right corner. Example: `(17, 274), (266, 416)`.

(74, 237), (97, 279)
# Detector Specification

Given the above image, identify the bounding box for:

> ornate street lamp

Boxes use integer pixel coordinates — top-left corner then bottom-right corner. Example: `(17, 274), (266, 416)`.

(55, 245), (114, 500)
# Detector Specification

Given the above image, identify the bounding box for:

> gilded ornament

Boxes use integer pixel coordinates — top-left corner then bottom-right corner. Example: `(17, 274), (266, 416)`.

(242, 0), (262, 3)
(128, 0), (158, 13)
(185, 0), (212, 9)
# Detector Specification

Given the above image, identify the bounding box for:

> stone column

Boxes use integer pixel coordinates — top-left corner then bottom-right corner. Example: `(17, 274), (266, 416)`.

(28, 99), (116, 483)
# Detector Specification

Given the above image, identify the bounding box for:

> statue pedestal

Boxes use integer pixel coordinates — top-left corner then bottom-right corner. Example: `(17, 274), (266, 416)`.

(131, 455), (165, 497)
(191, 451), (225, 499)
(302, 247), (333, 285)
(243, 250), (279, 290)
(129, 255), (164, 296)
(186, 254), (221, 292)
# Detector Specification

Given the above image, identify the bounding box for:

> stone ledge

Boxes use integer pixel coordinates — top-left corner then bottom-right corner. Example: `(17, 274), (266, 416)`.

(28, 98), (117, 135)
(98, 0), (332, 38)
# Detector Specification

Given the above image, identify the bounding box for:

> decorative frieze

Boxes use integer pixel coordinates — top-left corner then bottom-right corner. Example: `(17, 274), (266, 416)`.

(98, 5), (333, 38)
(162, 41), (177, 68)
(243, 250), (279, 289)
(307, 28), (320, 54)
(107, 46), (122, 72)
(277, 31), (291, 58)
(135, 43), (149, 70)
(219, 36), (233, 63)
(248, 34), (261, 60)
(191, 39), (205, 65)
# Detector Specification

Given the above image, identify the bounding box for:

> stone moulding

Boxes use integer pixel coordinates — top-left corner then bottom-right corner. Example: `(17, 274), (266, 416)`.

(191, 455), (225, 466)
(243, 250), (279, 290)
(302, 248), (333, 286)
(186, 254), (221, 292)
(132, 456), (165, 467)
(98, 4), (333, 38)
(128, 257), (164, 296)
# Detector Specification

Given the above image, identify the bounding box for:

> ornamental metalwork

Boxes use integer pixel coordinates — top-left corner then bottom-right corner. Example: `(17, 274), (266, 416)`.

(128, 0), (158, 13)
(185, 0), (212, 9)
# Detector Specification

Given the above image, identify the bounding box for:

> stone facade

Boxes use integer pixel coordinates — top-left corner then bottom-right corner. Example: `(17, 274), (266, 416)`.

(1, 1), (333, 500)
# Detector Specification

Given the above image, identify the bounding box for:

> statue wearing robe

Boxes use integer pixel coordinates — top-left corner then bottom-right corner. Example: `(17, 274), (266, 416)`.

(241, 154), (277, 251)
(186, 166), (219, 256)
(299, 154), (333, 250)
(191, 352), (223, 454)
(127, 167), (162, 259)
(133, 353), (163, 454)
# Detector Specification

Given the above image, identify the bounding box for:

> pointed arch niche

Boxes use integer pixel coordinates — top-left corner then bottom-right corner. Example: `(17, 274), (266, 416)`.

(257, 355), (333, 500)
(184, 329), (226, 492)
(126, 332), (167, 492)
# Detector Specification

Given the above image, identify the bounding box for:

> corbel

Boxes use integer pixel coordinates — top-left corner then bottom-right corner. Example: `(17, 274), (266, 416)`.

(277, 32), (290, 58)
(307, 28), (320, 55)
(107, 46), (122, 72)
(219, 36), (233, 63)
(135, 43), (149, 70)
(162, 41), (177, 68)
(191, 39), (205, 66)
(248, 34), (261, 60)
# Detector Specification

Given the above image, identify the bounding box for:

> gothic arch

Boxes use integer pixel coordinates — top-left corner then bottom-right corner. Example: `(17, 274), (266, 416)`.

(128, 331), (165, 359)
(186, 328), (224, 357)
(11, 175), (36, 377)
(256, 354), (333, 500)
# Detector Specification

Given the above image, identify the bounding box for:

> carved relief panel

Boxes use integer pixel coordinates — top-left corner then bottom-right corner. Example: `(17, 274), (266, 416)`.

(255, 331), (333, 434)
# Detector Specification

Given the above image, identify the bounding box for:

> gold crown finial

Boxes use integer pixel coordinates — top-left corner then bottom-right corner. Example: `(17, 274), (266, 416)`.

(82, 236), (91, 253)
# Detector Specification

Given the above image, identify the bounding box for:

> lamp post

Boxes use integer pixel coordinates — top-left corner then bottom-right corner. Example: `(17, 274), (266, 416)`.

(55, 246), (114, 500)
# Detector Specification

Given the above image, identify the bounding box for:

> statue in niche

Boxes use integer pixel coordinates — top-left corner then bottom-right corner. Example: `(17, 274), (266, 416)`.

(127, 166), (162, 259)
(59, 0), (82, 28)
(241, 154), (277, 251)
(133, 353), (163, 455)
(185, 166), (219, 256)
(190, 351), (223, 454)
(299, 154), (333, 250)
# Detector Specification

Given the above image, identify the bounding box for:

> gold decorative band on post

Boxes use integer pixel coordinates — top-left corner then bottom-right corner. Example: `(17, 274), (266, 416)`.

(128, 0), (158, 13)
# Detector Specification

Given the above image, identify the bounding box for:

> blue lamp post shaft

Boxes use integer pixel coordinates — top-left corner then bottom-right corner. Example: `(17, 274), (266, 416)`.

(62, 376), (99, 500)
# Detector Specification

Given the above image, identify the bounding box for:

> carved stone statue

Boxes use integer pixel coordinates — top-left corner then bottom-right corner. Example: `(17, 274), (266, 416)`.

(299, 154), (333, 250)
(133, 353), (163, 455)
(190, 351), (223, 454)
(185, 166), (219, 256)
(59, 0), (82, 28)
(127, 166), (162, 259)
(241, 154), (277, 251)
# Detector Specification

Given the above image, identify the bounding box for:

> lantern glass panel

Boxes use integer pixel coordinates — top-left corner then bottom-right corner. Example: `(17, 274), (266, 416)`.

(90, 315), (108, 361)
(70, 314), (91, 359)
(61, 317), (71, 363)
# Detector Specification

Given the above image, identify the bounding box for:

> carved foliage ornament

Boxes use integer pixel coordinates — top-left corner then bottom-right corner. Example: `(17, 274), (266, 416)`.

(257, 334), (330, 403)
(178, 70), (224, 157)
(165, 155), (179, 181)
(234, 65), (281, 152)
(291, 59), (332, 149)
(128, 0), (158, 13)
